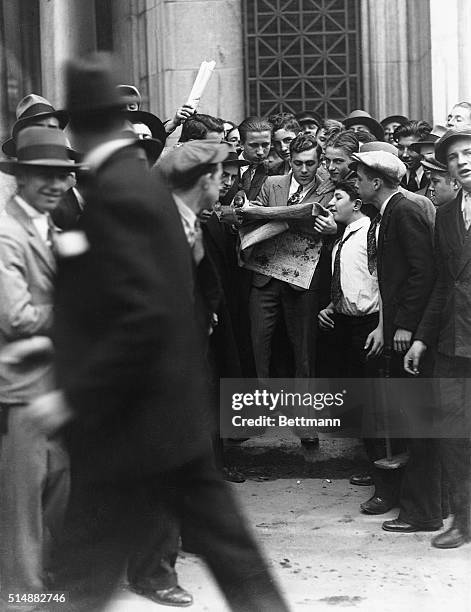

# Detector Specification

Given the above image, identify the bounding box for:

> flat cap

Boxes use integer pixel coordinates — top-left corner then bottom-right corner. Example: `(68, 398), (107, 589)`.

(159, 140), (232, 177)
(435, 126), (471, 164)
(349, 150), (406, 182)
(421, 154), (448, 173)
(360, 141), (398, 156)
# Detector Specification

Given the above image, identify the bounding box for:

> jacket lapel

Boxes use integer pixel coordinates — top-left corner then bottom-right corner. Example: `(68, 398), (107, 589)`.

(377, 192), (401, 264)
(5, 197), (56, 273)
(451, 192), (471, 277)
(273, 175), (291, 207)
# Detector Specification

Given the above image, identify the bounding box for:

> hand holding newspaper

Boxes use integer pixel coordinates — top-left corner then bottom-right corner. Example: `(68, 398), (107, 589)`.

(186, 60), (216, 110)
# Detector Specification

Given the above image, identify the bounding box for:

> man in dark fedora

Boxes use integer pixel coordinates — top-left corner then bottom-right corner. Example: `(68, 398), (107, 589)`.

(380, 114), (408, 144)
(405, 126), (471, 548)
(25, 53), (289, 612)
(344, 109), (384, 141)
(0, 126), (80, 608)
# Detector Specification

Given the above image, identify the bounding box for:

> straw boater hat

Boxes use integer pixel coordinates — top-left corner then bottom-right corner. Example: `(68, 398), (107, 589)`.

(2, 94), (69, 158)
(0, 126), (82, 175)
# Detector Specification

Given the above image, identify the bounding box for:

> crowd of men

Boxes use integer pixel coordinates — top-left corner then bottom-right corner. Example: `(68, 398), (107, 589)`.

(0, 50), (470, 611)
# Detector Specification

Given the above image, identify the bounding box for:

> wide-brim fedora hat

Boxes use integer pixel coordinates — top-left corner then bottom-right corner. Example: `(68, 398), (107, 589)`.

(65, 52), (136, 116)
(435, 126), (471, 164)
(0, 126), (82, 175)
(122, 110), (167, 147)
(421, 154), (448, 173)
(409, 133), (439, 154)
(344, 110), (384, 141)
(121, 125), (163, 162)
(380, 114), (409, 127)
(2, 94), (69, 157)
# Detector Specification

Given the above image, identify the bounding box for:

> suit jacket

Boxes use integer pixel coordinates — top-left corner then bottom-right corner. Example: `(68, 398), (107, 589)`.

(377, 192), (435, 347)
(54, 145), (212, 481)
(252, 174), (335, 289)
(0, 196), (55, 404)
(398, 186), (436, 233)
(415, 192), (471, 358)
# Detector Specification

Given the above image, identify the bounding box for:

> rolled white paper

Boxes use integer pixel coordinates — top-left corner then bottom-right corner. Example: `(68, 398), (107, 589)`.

(186, 60), (216, 109)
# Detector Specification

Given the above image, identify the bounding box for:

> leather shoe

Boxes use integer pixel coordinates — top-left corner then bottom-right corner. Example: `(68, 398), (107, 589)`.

(223, 467), (246, 483)
(432, 527), (471, 549)
(131, 585), (193, 607)
(360, 495), (394, 515)
(350, 473), (373, 487)
(382, 518), (440, 533)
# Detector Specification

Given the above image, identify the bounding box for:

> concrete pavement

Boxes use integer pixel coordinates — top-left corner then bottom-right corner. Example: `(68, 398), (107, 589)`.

(105, 474), (470, 612)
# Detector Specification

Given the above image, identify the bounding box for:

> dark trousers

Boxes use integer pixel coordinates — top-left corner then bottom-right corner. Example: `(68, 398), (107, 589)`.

(434, 352), (471, 532)
(249, 279), (318, 378)
(127, 502), (179, 591)
(386, 351), (445, 527)
(49, 453), (289, 612)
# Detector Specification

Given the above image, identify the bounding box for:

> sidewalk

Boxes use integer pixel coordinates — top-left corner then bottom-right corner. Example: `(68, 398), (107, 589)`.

(105, 433), (470, 612)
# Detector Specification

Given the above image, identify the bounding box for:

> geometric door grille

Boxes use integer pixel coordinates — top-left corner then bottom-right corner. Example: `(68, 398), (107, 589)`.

(242, 0), (362, 120)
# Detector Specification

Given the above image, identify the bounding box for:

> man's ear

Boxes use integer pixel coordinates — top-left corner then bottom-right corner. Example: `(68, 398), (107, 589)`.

(353, 198), (362, 210)
(451, 178), (460, 192)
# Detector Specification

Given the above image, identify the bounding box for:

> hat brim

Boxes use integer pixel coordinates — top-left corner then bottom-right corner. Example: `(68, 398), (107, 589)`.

(344, 117), (384, 141)
(12, 111), (69, 139)
(0, 159), (82, 176)
(2, 138), (81, 162)
(125, 137), (164, 161)
(409, 136), (439, 154)
(122, 110), (167, 146)
(222, 157), (249, 167)
(421, 157), (447, 173)
(380, 115), (409, 127)
(435, 132), (471, 165)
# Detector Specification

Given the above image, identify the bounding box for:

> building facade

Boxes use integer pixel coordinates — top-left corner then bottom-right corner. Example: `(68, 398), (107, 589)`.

(0, 0), (468, 142)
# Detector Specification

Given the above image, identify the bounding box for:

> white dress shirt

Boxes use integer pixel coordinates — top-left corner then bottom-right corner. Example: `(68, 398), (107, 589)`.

(331, 216), (379, 316)
(172, 194), (198, 247)
(461, 190), (471, 230)
(288, 173), (318, 203)
(14, 195), (50, 244)
(375, 190), (400, 243)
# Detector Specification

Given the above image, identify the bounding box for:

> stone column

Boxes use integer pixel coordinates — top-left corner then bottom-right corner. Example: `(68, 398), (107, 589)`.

(430, 0), (471, 126)
(39, 0), (97, 107)
(150, 0), (245, 136)
(360, 0), (432, 123)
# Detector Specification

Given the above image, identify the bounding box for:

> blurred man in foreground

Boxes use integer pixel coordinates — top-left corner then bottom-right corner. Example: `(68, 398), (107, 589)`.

(24, 53), (289, 612)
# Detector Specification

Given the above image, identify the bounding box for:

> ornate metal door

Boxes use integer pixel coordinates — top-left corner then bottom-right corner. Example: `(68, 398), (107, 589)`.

(243, 0), (362, 119)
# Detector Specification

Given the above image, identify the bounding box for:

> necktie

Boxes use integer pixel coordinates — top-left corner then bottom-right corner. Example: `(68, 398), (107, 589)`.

(406, 169), (418, 192)
(241, 164), (256, 194)
(463, 192), (471, 231)
(287, 183), (303, 205)
(46, 218), (58, 255)
(367, 213), (381, 274)
(191, 219), (205, 265)
(330, 229), (359, 308)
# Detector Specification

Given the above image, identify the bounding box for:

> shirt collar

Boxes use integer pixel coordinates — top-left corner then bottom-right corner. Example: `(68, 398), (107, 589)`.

(344, 215), (370, 235)
(290, 173), (318, 193)
(14, 194), (47, 220)
(172, 193), (197, 230)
